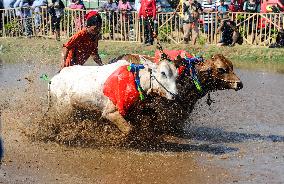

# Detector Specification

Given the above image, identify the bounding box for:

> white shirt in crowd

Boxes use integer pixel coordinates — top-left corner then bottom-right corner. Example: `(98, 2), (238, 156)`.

(201, 0), (217, 23)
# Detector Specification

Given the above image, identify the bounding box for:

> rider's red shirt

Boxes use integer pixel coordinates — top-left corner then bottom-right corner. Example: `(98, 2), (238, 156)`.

(63, 28), (100, 67)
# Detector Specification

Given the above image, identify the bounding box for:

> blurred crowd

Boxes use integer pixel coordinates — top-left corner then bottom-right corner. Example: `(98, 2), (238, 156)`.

(1, 0), (283, 47)
(97, 0), (262, 46)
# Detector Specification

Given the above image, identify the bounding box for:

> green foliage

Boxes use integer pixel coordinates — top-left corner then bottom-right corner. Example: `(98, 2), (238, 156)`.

(197, 36), (207, 46)
(239, 26), (247, 37)
(102, 24), (110, 34)
(236, 14), (245, 21)
(4, 19), (21, 36)
(158, 25), (172, 42)
(271, 29), (278, 40)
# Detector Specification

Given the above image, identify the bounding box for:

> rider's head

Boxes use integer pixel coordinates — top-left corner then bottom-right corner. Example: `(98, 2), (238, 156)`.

(85, 11), (102, 35)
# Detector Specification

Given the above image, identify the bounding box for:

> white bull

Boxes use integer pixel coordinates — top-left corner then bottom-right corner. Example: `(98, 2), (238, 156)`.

(49, 60), (178, 135)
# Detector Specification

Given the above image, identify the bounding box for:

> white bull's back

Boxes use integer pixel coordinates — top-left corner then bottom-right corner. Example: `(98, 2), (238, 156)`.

(50, 60), (129, 109)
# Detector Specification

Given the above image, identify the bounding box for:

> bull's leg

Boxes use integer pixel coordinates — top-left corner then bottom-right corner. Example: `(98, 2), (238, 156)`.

(102, 101), (132, 135)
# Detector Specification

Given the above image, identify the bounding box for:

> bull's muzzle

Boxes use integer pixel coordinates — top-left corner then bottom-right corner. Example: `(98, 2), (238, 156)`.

(235, 81), (243, 91)
(167, 92), (179, 100)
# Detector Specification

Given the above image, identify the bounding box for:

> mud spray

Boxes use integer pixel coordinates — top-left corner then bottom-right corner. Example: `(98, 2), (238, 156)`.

(0, 61), (170, 149)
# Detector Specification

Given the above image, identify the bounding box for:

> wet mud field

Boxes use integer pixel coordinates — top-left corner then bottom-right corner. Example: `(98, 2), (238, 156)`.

(0, 61), (284, 184)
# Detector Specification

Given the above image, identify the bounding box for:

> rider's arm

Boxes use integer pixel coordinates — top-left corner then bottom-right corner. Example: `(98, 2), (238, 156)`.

(61, 31), (82, 68)
(61, 46), (70, 68)
(91, 51), (103, 66)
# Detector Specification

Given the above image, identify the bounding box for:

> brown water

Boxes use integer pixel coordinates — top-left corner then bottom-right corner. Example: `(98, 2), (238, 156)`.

(0, 62), (283, 183)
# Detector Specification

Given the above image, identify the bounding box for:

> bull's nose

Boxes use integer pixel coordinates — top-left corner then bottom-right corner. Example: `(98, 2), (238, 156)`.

(236, 81), (243, 91)
(168, 92), (178, 100)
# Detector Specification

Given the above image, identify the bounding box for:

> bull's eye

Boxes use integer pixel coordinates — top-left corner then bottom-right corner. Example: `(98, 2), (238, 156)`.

(217, 68), (227, 74)
(161, 71), (167, 78)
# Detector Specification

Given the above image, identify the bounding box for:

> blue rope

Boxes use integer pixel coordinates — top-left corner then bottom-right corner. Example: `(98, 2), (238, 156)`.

(127, 63), (145, 100)
(184, 57), (204, 92)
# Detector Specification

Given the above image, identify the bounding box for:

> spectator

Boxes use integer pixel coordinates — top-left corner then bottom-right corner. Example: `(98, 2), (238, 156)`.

(61, 11), (103, 68)
(32, 0), (47, 34)
(243, 0), (260, 13)
(14, 0), (33, 36)
(101, 0), (117, 11)
(100, 0), (118, 40)
(69, 0), (85, 9)
(217, 14), (242, 46)
(243, 0), (260, 43)
(118, 0), (132, 11)
(229, 0), (244, 12)
(69, 0), (85, 32)
(139, 0), (157, 46)
(201, 0), (217, 42)
(13, 0), (22, 17)
(182, 0), (203, 45)
(217, 0), (228, 19)
(48, 0), (65, 41)
(134, 0), (141, 13)
(117, 0), (133, 40)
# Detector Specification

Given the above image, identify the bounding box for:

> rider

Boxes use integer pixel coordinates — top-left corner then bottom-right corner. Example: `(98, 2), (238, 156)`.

(61, 11), (103, 68)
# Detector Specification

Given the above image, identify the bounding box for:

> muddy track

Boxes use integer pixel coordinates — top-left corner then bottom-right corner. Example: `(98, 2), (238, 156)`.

(0, 61), (283, 183)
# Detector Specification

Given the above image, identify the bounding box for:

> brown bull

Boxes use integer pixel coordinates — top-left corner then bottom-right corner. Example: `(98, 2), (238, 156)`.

(110, 53), (243, 139)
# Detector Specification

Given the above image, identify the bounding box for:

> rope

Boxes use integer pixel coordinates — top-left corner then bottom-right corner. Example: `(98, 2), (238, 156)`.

(145, 16), (171, 62)
(127, 63), (177, 100)
(183, 57), (204, 93)
(150, 74), (178, 99)
(127, 63), (145, 100)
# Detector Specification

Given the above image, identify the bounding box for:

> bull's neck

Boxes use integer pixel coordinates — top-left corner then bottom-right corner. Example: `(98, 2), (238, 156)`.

(138, 69), (151, 92)
(189, 62), (212, 98)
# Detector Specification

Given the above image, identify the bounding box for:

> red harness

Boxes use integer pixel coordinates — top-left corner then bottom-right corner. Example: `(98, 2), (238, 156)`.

(103, 65), (140, 116)
(154, 49), (193, 76)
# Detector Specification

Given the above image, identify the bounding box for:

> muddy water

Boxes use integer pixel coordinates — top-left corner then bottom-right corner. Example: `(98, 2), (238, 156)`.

(0, 63), (284, 183)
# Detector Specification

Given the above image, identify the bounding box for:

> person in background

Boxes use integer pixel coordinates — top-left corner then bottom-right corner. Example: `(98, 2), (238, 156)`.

(134, 0), (141, 13)
(100, 0), (118, 39)
(32, 0), (47, 34)
(243, 0), (260, 13)
(217, 0), (228, 19)
(61, 11), (103, 68)
(117, 0), (133, 40)
(69, 0), (85, 9)
(48, 0), (65, 41)
(139, 0), (157, 46)
(201, 0), (217, 42)
(69, 0), (85, 32)
(229, 0), (244, 12)
(14, 0), (33, 36)
(243, 0), (260, 43)
(217, 14), (242, 46)
(101, 0), (117, 11)
(117, 0), (132, 11)
(182, 0), (203, 45)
